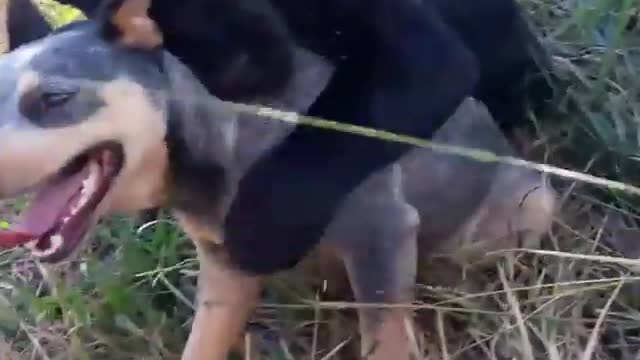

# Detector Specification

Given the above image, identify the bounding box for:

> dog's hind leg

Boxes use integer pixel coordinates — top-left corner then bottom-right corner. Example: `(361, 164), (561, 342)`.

(325, 165), (421, 360)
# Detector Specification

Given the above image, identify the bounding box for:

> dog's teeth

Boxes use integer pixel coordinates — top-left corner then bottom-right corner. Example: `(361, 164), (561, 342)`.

(25, 239), (38, 250)
(30, 234), (64, 257)
(72, 161), (101, 215)
(76, 161), (100, 209)
(88, 160), (100, 182)
(50, 235), (63, 251)
(75, 194), (88, 212)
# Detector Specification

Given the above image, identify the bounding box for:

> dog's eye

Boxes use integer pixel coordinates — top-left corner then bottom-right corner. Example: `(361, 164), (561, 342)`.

(41, 91), (75, 109)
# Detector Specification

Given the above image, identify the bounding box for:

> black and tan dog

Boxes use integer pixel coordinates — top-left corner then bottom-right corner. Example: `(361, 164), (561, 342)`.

(0, 0), (556, 359)
(0, 0), (53, 53)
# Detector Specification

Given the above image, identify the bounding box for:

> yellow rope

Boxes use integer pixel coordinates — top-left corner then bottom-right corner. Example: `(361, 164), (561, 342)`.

(230, 102), (640, 196)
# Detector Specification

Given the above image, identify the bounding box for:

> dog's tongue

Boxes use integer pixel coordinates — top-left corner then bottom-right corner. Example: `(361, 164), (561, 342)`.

(0, 168), (88, 249)
(0, 230), (33, 248)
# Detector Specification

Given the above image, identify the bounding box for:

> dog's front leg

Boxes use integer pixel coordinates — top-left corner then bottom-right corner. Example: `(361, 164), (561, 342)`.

(180, 218), (262, 360)
(325, 165), (421, 360)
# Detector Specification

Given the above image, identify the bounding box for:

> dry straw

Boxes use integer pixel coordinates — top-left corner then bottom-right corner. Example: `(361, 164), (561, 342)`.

(231, 102), (640, 197)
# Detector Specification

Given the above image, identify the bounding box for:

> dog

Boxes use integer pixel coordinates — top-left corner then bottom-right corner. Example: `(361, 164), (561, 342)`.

(0, 0), (556, 358)
(0, 0), (53, 53)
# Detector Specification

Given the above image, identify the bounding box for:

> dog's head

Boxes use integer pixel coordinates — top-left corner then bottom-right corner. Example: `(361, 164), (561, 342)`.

(0, 0), (332, 263)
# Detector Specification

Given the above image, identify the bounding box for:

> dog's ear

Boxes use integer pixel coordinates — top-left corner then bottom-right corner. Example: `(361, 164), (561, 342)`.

(98, 0), (162, 49)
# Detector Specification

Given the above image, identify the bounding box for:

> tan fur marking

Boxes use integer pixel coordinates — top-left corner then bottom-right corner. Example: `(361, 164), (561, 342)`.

(0, 79), (169, 213)
(175, 212), (225, 245)
(181, 233), (262, 360)
(111, 0), (162, 49)
(109, 140), (169, 212)
(361, 310), (413, 360)
(0, 0), (8, 53)
(16, 71), (39, 95)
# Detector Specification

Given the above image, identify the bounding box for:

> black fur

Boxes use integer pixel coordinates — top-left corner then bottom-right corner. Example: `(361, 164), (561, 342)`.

(58, 0), (97, 15)
(57, 0), (551, 275)
(56, 0), (550, 130)
(6, 0), (52, 50)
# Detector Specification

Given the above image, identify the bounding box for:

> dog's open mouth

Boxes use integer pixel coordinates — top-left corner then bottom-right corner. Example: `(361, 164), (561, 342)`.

(0, 142), (124, 263)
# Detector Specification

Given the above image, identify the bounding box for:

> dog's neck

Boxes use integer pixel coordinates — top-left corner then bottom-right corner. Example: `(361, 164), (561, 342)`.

(163, 46), (334, 176)
(162, 46), (334, 227)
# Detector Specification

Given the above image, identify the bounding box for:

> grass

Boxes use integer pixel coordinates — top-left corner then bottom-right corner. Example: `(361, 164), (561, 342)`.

(1, 0), (640, 358)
